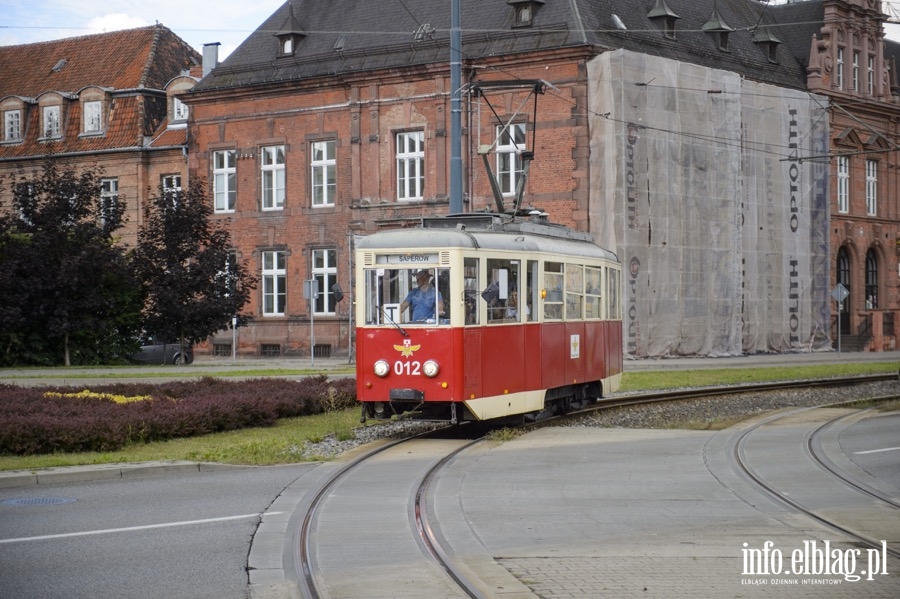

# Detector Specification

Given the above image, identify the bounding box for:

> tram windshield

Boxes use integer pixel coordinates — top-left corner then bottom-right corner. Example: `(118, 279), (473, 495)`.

(363, 267), (450, 326)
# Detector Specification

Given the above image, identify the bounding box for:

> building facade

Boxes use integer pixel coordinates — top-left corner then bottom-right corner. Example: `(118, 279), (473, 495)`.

(190, 0), (897, 358)
(0, 25), (201, 248)
(186, 3), (597, 358)
(5, 1), (900, 358)
(772, 0), (900, 351)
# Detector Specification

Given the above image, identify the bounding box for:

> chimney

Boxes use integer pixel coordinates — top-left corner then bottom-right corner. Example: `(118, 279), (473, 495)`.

(202, 43), (220, 77)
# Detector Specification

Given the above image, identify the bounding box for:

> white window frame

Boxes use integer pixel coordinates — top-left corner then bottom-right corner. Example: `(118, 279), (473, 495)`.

(161, 173), (182, 194)
(43, 105), (61, 138)
(100, 178), (119, 225)
(852, 51), (859, 92)
(213, 150), (236, 213)
(161, 174), (182, 207)
(868, 55), (875, 95)
(15, 182), (34, 224)
(311, 140), (336, 207)
(261, 145), (285, 210)
(836, 48), (844, 90)
(866, 159), (877, 216)
(496, 123), (526, 196)
(396, 131), (425, 201)
(262, 250), (287, 316)
(837, 155), (849, 214)
(173, 97), (189, 122)
(84, 101), (102, 133)
(4, 110), (21, 141)
(312, 249), (338, 314)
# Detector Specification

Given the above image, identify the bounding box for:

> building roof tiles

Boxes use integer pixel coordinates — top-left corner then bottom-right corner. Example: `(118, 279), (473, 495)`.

(0, 25), (200, 161)
(193, 0), (814, 94)
(0, 25), (199, 99)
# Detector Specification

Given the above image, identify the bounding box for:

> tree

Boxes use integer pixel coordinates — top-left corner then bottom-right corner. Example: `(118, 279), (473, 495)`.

(0, 161), (142, 366)
(132, 179), (256, 357)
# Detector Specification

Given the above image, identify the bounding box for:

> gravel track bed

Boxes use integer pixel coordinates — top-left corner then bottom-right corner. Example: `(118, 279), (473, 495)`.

(570, 379), (900, 429)
(298, 380), (900, 459)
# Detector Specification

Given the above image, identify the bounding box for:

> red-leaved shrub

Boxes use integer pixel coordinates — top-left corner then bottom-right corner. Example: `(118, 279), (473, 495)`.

(0, 376), (357, 455)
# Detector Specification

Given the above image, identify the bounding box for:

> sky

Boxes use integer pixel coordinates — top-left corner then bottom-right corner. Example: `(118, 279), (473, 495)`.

(0, 0), (287, 60)
(2, 0), (900, 59)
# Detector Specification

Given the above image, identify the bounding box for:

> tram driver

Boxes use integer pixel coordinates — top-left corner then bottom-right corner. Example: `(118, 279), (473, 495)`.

(400, 270), (444, 322)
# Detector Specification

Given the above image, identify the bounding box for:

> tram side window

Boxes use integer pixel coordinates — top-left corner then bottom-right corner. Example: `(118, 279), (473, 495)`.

(436, 268), (451, 322)
(544, 262), (563, 320)
(585, 266), (602, 319)
(483, 258), (520, 322)
(566, 263), (584, 319)
(608, 267), (620, 320)
(526, 260), (538, 322)
(464, 257), (480, 325)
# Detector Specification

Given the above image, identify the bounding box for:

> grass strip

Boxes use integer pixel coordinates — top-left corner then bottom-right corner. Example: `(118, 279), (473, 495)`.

(1, 361), (896, 471)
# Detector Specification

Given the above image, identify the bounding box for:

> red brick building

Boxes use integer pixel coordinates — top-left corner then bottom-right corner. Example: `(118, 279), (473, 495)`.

(7, 2), (900, 358)
(186, 4), (598, 358)
(0, 25), (201, 248)
(188, 0), (867, 358)
(773, 0), (900, 351)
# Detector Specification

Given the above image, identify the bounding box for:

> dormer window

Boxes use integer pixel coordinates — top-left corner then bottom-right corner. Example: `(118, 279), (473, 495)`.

(701, 5), (734, 52)
(83, 101), (102, 134)
(275, 4), (305, 57)
(714, 31), (730, 51)
(648, 0), (680, 40)
(752, 26), (782, 63)
(173, 97), (189, 122)
(508, 0), (544, 28)
(43, 105), (61, 139)
(413, 24), (435, 42)
(3, 109), (22, 142)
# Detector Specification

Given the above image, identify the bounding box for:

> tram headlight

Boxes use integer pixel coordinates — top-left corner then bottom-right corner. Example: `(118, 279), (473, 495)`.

(374, 360), (390, 377)
(422, 360), (440, 377)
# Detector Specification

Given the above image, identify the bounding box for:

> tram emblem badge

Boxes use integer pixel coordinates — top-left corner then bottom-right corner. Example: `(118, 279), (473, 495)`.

(393, 339), (421, 358)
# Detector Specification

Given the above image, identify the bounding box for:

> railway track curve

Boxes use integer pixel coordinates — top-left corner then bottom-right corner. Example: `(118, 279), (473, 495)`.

(256, 375), (900, 599)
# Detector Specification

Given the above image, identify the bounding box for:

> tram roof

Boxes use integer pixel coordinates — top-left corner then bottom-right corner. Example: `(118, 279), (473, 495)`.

(356, 214), (619, 263)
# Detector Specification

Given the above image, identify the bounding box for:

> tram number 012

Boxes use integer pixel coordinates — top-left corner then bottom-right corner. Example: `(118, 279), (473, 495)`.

(394, 360), (422, 376)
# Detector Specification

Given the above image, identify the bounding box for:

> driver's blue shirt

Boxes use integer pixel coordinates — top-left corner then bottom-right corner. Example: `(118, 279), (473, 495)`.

(404, 285), (441, 321)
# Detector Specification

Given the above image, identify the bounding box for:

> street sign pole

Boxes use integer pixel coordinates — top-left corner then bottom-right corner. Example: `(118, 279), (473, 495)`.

(304, 280), (320, 366)
(831, 284), (849, 353)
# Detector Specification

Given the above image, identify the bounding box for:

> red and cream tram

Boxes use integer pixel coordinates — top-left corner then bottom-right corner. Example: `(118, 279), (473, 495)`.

(355, 212), (622, 424)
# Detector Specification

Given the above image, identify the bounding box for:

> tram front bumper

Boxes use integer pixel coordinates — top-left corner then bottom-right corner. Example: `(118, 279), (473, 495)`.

(389, 388), (425, 401)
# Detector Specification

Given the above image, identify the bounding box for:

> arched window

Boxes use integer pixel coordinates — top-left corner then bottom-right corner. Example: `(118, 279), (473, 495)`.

(837, 247), (850, 314)
(865, 248), (878, 309)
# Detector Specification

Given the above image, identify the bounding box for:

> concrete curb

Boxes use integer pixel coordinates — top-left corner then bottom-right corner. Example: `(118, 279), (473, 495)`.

(0, 461), (242, 488)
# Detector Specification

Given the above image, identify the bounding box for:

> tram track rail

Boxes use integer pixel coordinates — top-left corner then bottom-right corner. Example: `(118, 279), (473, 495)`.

(289, 374), (900, 598)
(807, 410), (900, 512)
(293, 426), (487, 599)
(730, 401), (900, 562)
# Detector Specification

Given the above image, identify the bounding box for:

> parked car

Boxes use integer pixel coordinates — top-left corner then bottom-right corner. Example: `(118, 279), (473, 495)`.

(127, 338), (194, 365)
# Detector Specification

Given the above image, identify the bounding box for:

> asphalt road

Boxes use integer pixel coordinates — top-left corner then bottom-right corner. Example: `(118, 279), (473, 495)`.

(840, 410), (900, 490)
(0, 464), (317, 599)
